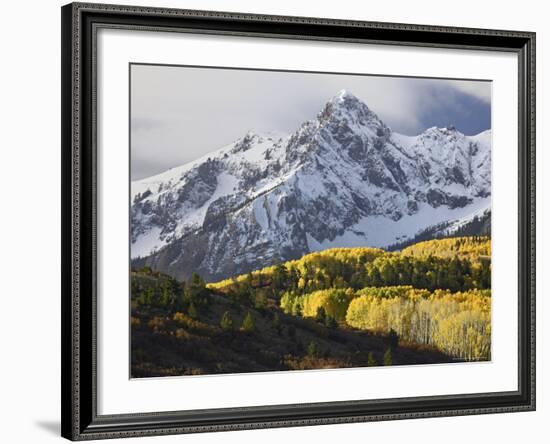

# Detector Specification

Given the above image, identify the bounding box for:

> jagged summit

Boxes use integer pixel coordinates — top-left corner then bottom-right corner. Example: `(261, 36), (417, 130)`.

(330, 89), (361, 103)
(423, 125), (462, 136)
(131, 90), (492, 282)
(318, 90), (386, 138)
(320, 89), (372, 116)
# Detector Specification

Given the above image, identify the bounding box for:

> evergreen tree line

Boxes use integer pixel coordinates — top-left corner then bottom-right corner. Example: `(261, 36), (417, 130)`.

(131, 268), (210, 317)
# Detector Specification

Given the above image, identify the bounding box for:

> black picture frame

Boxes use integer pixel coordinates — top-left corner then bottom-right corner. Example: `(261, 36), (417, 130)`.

(61, 2), (536, 440)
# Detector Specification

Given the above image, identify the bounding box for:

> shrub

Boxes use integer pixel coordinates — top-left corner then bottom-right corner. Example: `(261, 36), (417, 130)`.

(147, 316), (166, 332)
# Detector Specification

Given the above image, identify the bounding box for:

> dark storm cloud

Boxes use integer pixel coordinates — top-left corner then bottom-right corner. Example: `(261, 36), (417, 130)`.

(415, 85), (491, 135)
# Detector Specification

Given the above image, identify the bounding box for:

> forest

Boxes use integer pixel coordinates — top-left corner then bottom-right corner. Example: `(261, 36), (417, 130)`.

(131, 236), (491, 377)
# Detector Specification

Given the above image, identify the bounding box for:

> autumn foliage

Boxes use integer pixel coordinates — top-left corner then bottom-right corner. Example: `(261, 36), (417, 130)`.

(210, 236), (491, 362)
(131, 236), (491, 377)
(346, 287), (490, 360)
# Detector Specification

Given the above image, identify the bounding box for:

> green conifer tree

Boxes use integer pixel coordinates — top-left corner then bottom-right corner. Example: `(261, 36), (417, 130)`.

(176, 283), (186, 311)
(307, 341), (318, 358)
(188, 301), (198, 319)
(189, 272), (209, 306)
(220, 311), (234, 331)
(272, 264), (289, 293)
(324, 314), (338, 329)
(315, 306), (327, 324)
(384, 347), (393, 366)
(273, 312), (281, 335)
(367, 352), (377, 367)
(254, 291), (267, 310)
(159, 287), (171, 307)
(241, 311), (255, 333)
(387, 328), (399, 349)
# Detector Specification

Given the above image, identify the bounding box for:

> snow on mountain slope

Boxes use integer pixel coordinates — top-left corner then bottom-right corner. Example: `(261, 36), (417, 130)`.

(131, 132), (288, 257)
(306, 198), (491, 252)
(131, 90), (492, 281)
(385, 204), (491, 251)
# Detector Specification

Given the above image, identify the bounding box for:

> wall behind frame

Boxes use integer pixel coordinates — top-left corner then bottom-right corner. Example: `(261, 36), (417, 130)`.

(0, 0), (545, 443)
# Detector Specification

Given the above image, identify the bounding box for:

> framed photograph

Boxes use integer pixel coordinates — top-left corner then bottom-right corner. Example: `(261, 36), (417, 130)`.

(61, 2), (535, 440)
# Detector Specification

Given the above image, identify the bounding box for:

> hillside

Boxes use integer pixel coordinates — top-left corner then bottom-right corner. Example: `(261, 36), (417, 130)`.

(401, 236), (491, 260)
(209, 236), (491, 293)
(387, 209), (491, 251)
(131, 269), (452, 377)
(131, 237), (491, 377)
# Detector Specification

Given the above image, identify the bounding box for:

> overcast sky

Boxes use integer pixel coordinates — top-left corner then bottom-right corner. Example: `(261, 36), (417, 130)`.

(131, 64), (491, 180)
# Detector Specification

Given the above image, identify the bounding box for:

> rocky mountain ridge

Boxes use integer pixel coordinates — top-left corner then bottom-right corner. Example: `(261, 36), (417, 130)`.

(131, 90), (491, 281)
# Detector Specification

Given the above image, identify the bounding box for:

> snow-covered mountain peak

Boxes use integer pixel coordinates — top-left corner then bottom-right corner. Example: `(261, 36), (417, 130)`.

(330, 89), (362, 104)
(322, 89), (363, 116)
(230, 131), (263, 153)
(317, 91), (390, 147)
(413, 127), (462, 155)
(131, 90), (492, 281)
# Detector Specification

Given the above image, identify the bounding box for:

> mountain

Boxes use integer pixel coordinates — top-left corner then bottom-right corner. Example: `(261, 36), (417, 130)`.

(387, 208), (491, 251)
(131, 90), (491, 282)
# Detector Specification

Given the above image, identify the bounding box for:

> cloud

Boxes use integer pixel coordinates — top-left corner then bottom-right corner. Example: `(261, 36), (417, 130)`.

(130, 65), (491, 179)
(131, 116), (165, 132)
(449, 80), (492, 103)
